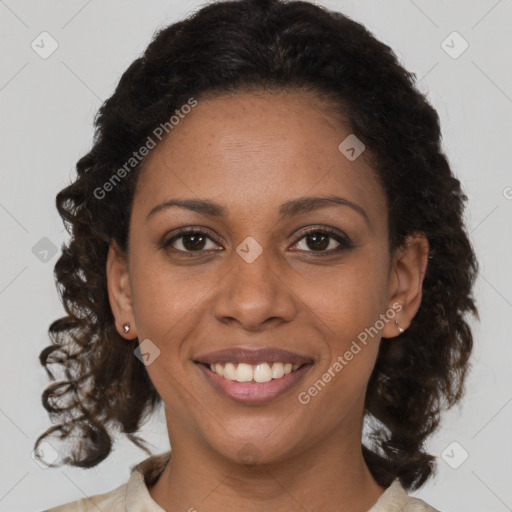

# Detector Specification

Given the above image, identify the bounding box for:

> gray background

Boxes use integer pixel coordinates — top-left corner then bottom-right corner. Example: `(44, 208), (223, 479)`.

(1, 1), (511, 510)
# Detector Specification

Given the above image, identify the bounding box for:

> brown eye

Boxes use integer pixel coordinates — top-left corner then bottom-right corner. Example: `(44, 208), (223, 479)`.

(163, 229), (221, 255)
(179, 232), (208, 251)
(292, 228), (353, 255)
(299, 232), (335, 251)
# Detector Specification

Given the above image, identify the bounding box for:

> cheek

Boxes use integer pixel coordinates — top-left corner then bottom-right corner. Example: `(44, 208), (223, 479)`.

(301, 254), (390, 338)
(129, 249), (210, 340)
(128, 256), (209, 412)
(296, 252), (389, 393)
(297, 267), (387, 418)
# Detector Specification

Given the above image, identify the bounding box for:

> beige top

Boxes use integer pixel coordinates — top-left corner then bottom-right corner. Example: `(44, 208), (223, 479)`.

(44, 451), (439, 511)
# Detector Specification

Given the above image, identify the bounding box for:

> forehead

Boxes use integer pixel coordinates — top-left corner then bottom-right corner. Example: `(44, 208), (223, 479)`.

(134, 90), (386, 224)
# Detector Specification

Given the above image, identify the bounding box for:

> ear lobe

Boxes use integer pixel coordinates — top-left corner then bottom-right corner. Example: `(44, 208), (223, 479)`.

(382, 232), (429, 338)
(106, 242), (137, 339)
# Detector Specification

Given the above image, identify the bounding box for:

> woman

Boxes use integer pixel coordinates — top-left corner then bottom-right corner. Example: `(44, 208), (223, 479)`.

(36, 0), (478, 510)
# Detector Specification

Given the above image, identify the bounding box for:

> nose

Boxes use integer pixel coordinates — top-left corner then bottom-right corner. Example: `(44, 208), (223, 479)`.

(211, 241), (298, 332)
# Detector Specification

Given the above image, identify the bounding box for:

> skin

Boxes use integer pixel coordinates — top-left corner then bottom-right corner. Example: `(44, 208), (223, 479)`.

(107, 89), (429, 512)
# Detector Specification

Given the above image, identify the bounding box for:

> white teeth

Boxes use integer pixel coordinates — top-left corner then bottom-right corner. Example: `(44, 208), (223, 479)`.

(271, 362), (285, 379)
(254, 363), (272, 383)
(208, 362), (303, 382)
(235, 363), (253, 382)
(223, 362), (237, 380)
(214, 363), (224, 377)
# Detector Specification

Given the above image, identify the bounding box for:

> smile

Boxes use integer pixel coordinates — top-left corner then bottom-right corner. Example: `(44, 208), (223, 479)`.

(195, 361), (313, 405)
(209, 361), (301, 382)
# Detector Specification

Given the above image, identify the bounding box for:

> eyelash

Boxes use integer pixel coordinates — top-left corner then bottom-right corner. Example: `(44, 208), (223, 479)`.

(160, 226), (354, 258)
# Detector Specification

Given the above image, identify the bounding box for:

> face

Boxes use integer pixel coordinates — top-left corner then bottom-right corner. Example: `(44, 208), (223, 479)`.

(107, 89), (427, 466)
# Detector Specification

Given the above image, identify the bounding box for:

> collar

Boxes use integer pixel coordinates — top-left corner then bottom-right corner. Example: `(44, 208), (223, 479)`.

(124, 451), (435, 511)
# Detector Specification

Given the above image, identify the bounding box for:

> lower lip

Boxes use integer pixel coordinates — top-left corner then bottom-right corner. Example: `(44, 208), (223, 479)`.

(195, 362), (313, 405)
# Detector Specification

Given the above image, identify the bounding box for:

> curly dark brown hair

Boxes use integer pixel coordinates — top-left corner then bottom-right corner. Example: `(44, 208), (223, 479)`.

(34, 0), (478, 492)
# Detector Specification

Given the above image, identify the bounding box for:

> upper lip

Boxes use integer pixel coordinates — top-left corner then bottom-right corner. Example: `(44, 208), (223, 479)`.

(194, 347), (313, 366)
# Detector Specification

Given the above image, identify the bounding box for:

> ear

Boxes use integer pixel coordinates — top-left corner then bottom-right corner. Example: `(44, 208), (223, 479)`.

(106, 241), (137, 339)
(382, 232), (429, 338)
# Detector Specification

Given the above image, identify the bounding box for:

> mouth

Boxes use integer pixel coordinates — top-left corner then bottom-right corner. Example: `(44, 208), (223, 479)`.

(197, 361), (308, 382)
(193, 347), (314, 404)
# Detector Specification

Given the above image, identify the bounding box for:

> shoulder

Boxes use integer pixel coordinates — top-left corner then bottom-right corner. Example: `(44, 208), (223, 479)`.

(400, 496), (440, 512)
(368, 479), (441, 512)
(42, 451), (171, 512)
(42, 481), (127, 511)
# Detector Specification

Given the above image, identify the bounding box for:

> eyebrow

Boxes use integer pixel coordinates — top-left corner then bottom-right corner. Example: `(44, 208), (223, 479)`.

(146, 195), (370, 226)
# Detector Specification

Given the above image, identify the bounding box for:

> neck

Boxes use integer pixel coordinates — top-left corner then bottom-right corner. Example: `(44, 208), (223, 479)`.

(148, 424), (386, 512)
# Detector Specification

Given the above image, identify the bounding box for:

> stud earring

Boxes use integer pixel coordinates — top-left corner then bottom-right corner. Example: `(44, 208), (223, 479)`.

(123, 323), (130, 334)
(395, 320), (404, 334)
